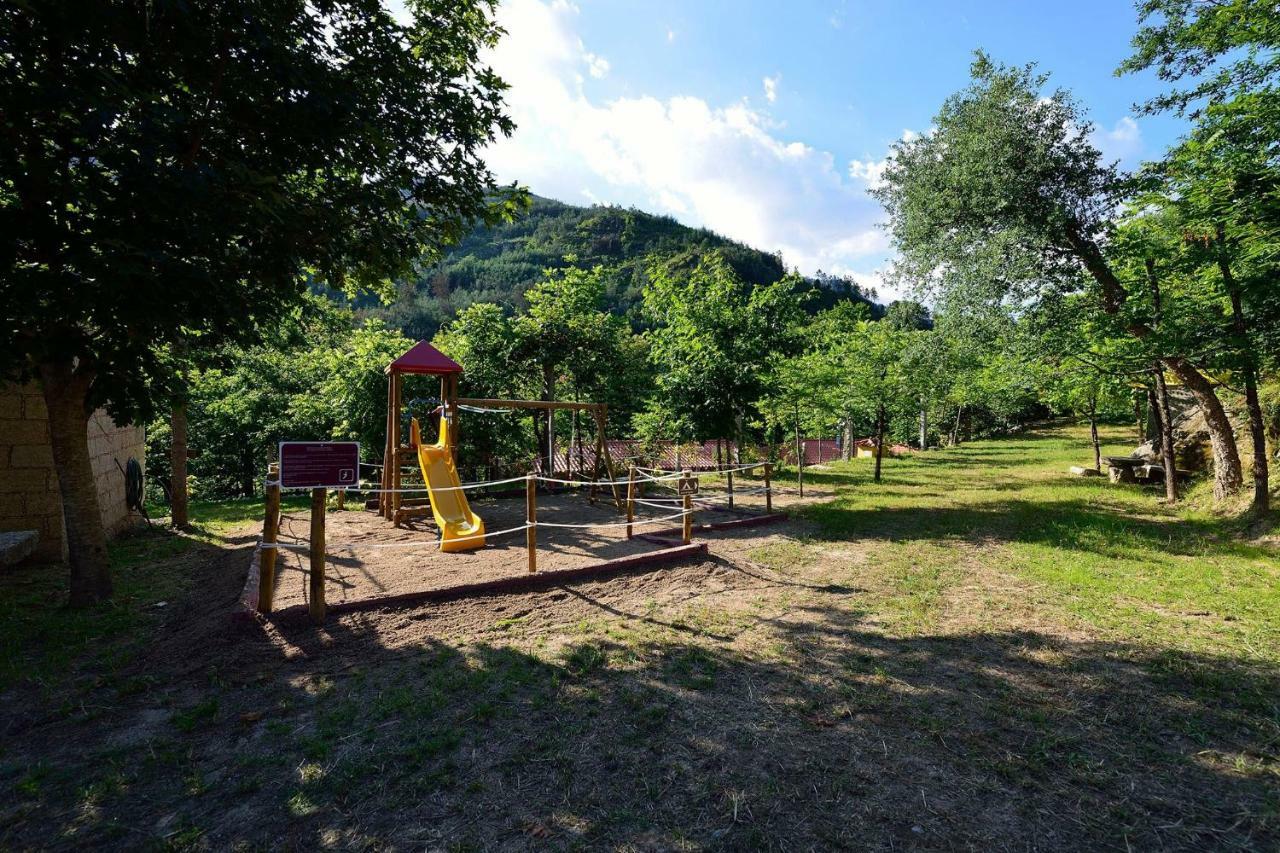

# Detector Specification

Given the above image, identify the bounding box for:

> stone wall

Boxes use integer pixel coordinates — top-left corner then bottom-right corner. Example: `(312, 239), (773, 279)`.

(0, 383), (145, 562)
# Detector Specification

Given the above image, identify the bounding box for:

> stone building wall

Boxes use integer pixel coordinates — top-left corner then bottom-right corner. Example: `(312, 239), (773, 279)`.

(0, 383), (145, 562)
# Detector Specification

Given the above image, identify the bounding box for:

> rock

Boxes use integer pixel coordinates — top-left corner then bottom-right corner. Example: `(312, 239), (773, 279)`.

(0, 530), (38, 567)
(1069, 466), (1102, 477)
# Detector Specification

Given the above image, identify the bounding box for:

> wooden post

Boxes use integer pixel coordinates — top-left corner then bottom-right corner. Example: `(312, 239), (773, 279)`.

(795, 408), (804, 499)
(764, 462), (773, 513)
(381, 374), (393, 519)
(526, 473), (537, 574)
(727, 465), (735, 510)
(309, 487), (326, 625)
(258, 462), (281, 613)
(626, 465), (636, 539)
(391, 372), (403, 520)
(681, 469), (693, 545)
(335, 489), (345, 510)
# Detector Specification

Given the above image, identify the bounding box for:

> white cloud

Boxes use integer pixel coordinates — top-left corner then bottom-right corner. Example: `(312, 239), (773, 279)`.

(483, 0), (889, 289)
(763, 74), (780, 104)
(1092, 116), (1143, 164)
(666, 26), (676, 43)
(848, 158), (887, 190)
(583, 50), (609, 78)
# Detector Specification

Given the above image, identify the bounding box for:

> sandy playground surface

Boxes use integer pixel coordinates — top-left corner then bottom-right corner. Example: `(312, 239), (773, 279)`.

(266, 477), (821, 614)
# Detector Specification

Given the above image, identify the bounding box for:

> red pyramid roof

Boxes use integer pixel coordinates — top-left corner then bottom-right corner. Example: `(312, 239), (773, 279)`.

(386, 341), (463, 375)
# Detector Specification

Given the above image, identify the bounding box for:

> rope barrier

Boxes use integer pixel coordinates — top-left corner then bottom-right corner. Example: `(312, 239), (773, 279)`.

(261, 521), (532, 552)
(535, 471), (681, 487)
(536, 508), (690, 530)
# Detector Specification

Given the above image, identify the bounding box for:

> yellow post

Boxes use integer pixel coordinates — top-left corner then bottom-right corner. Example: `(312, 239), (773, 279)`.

(309, 487), (326, 625)
(526, 473), (537, 574)
(681, 469), (693, 545)
(258, 462), (281, 613)
(764, 462), (773, 513)
(625, 464), (636, 539)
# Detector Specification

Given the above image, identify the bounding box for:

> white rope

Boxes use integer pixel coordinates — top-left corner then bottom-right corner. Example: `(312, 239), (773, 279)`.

(632, 497), (685, 509)
(537, 471), (681, 487)
(537, 509), (689, 530)
(288, 474), (529, 495)
(262, 522), (531, 552)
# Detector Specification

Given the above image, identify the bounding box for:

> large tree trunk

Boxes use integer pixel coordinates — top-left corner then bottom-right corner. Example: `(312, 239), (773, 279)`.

(1162, 356), (1242, 500)
(842, 412), (854, 461)
(1071, 234), (1242, 500)
(1240, 369), (1269, 513)
(1152, 368), (1179, 502)
(39, 359), (112, 606)
(919, 396), (928, 449)
(873, 403), (886, 483)
(1217, 235), (1268, 512)
(170, 401), (189, 529)
(1088, 396), (1101, 472)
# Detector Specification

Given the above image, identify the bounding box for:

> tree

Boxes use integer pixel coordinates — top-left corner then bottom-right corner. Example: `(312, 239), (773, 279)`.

(146, 301), (411, 502)
(1122, 0), (1280, 511)
(512, 264), (634, 473)
(0, 0), (519, 603)
(1120, 0), (1280, 117)
(644, 251), (808, 450)
(874, 54), (1245, 499)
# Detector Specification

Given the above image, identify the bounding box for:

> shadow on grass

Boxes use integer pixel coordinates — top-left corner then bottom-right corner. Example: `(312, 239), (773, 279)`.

(7, 578), (1273, 850)
(800, 496), (1272, 564)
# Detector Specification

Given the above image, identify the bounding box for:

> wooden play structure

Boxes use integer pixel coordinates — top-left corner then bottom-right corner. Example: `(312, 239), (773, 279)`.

(244, 341), (785, 625)
(378, 341), (624, 527)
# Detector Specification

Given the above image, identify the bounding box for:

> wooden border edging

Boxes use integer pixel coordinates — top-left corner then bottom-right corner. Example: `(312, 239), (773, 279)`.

(254, 542), (708, 622)
(240, 546), (263, 612)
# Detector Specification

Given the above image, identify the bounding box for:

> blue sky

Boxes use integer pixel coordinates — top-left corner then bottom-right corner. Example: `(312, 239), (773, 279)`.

(424, 1), (1192, 300)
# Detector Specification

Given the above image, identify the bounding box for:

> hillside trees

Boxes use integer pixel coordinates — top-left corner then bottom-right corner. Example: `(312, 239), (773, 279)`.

(874, 54), (1246, 499)
(0, 0), (518, 604)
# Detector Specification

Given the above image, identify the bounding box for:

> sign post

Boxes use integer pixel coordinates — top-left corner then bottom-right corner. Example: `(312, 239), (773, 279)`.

(278, 442), (358, 627)
(279, 442), (360, 490)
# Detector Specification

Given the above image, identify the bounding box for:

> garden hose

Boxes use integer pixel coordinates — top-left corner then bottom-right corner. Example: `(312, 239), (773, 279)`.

(117, 456), (151, 524)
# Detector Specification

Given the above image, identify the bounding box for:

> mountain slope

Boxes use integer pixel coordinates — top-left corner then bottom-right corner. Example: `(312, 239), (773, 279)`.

(360, 195), (881, 340)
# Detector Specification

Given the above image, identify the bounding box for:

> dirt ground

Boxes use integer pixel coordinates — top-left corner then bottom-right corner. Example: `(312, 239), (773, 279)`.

(2, 447), (1275, 851)
(268, 481), (796, 613)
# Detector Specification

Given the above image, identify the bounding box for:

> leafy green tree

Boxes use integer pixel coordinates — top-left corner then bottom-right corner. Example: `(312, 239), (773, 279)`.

(644, 251), (808, 451)
(1122, 0), (1279, 511)
(434, 265), (644, 476)
(1120, 0), (1280, 117)
(148, 301), (410, 501)
(874, 53), (1245, 499)
(0, 0), (518, 602)
(513, 264), (637, 472)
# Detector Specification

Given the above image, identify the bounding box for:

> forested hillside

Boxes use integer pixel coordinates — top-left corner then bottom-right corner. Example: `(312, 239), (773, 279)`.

(352, 195), (881, 339)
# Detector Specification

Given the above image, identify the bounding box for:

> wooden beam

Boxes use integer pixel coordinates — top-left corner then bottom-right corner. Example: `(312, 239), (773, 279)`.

(458, 397), (604, 412)
(309, 487), (327, 625)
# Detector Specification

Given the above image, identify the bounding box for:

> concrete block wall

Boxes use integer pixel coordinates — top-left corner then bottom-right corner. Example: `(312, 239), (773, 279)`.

(0, 383), (145, 562)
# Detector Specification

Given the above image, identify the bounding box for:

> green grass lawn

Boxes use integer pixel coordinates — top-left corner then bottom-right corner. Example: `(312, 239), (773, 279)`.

(1, 424), (1276, 850)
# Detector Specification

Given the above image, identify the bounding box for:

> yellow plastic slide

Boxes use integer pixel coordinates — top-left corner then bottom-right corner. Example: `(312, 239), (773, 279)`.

(410, 415), (486, 552)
